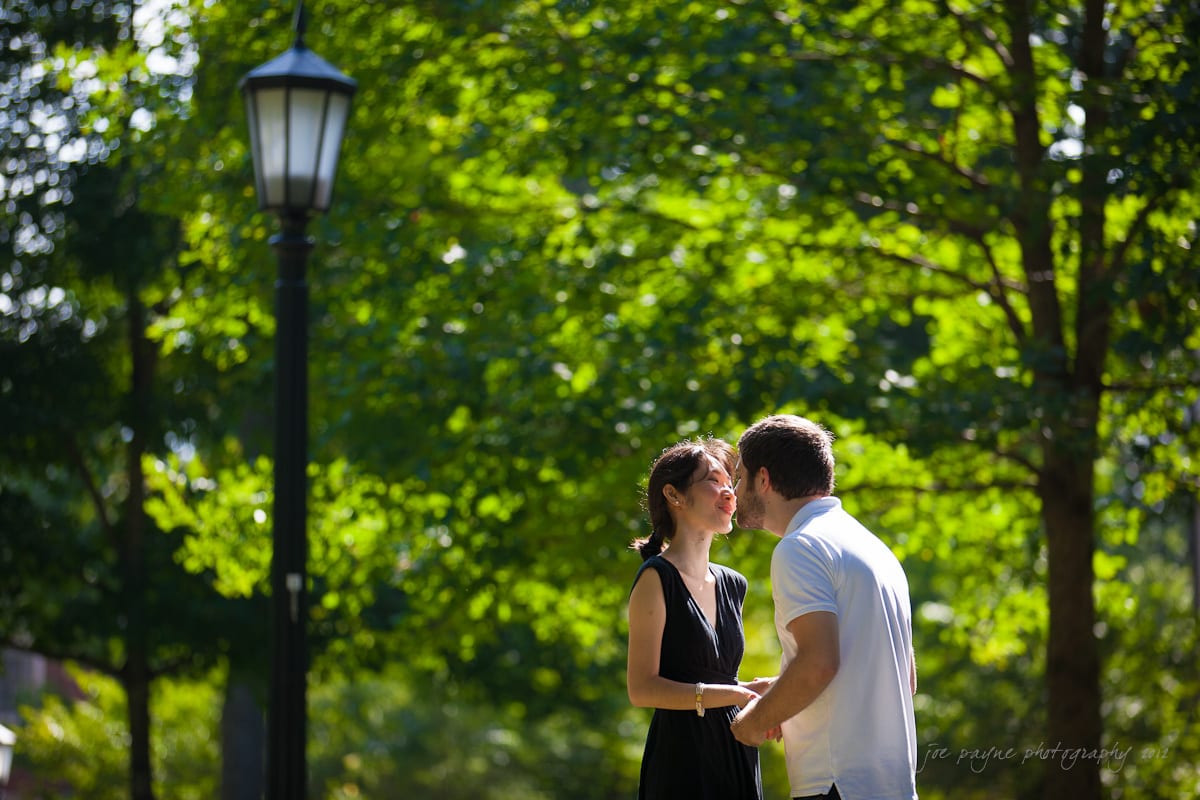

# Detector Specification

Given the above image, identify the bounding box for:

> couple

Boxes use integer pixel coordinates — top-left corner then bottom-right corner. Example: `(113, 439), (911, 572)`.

(626, 414), (918, 800)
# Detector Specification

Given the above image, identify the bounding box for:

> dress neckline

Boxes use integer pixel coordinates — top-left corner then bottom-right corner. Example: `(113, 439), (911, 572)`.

(662, 558), (721, 632)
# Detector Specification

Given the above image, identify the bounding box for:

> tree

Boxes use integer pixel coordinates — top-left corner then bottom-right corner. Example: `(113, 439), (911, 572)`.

(0, 4), (264, 798)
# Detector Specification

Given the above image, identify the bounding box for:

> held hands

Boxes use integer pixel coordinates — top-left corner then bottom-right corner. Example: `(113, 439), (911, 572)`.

(730, 699), (782, 746)
(727, 684), (761, 709)
(743, 676), (776, 696)
(730, 680), (783, 746)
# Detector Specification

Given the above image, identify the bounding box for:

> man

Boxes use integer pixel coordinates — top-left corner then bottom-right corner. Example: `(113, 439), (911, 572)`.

(730, 414), (918, 800)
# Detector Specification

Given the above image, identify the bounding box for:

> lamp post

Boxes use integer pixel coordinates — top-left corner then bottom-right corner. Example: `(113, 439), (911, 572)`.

(0, 722), (14, 800)
(239, 4), (355, 798)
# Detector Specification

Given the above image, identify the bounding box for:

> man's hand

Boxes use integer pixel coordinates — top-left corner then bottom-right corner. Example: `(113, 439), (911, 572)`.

(730, 699), (762, 746)
(731, 698), (782, 746)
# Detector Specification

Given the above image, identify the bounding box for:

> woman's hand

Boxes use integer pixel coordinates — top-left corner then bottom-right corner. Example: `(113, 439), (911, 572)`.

(726, 683), (762, 709)
(742, 676), (776, 696)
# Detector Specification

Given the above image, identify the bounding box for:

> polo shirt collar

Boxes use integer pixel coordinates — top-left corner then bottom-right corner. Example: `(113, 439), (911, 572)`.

(784, 496), (842, 536)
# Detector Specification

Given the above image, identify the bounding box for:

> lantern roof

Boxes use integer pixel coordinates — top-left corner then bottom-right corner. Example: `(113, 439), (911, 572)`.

(239, 44), (356, 93)
(238, 4), (356, 94)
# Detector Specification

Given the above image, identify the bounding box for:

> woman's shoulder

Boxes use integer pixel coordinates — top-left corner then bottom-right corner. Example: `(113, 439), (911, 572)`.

(631, 554), (671, 588)
(636, 553), (671, 573)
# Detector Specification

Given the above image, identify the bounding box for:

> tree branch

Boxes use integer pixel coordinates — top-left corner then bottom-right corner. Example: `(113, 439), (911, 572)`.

(880, 136), (994, 192)
(937, 0), (1015, 69)
(854, 236), (1006, 301)
(1103, 377), (1200, 393)
(995, 446), (1043, 475)
(1105, 187), (1174, 282)
(64, 436), (119, 554)
(849, 192), (1029, 333)
(849, 477), (1038, 494)
(860, 245), (982, 287)
(975, 229), (1030, 347)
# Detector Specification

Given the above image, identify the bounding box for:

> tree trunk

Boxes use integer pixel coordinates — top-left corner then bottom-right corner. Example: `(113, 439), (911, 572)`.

(222, 672), (266, 800)
(1040, 434), (1103, 800)
(125, 656), (156, 800)
(125, 293), (158, 800)
(1005, 0), (1109, 794)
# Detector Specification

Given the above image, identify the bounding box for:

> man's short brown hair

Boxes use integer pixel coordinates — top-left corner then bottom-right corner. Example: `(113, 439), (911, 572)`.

(737, 414), (835, 500)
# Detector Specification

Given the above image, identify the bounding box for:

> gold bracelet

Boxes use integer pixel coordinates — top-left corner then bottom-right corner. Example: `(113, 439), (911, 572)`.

(695, 682), (705, 717)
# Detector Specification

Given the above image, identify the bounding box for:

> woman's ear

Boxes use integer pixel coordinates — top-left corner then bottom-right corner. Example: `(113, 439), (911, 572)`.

(663, 487), (681, 507)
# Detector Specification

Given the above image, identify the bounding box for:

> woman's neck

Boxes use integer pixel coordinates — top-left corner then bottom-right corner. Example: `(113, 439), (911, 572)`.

(663, 529), (713, 577)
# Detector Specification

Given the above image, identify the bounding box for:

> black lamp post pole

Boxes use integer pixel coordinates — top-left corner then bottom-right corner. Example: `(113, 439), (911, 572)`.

(268, 210), (314, 800)
(241, 6), (354, 797)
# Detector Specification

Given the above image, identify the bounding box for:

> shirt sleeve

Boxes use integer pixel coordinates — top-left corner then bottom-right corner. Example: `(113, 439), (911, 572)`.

(771, 533), (839, 627)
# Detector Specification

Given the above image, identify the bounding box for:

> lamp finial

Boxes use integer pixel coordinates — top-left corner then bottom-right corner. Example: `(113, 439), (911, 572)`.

(293, 2), (307, 49)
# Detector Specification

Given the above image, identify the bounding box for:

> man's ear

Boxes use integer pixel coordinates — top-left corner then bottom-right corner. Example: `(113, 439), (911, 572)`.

(757, 466), (771, 492)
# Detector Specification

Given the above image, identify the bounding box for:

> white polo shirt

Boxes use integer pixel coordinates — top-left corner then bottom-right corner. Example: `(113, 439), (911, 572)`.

(771, 497), (918, 800)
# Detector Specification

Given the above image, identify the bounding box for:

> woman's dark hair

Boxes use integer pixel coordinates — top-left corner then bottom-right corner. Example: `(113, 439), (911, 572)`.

(630, 436), (735, 560)
(736, 414), (835, 500)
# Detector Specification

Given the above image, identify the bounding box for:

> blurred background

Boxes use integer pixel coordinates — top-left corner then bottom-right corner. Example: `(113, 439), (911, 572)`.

(1, 1), (1197, 798)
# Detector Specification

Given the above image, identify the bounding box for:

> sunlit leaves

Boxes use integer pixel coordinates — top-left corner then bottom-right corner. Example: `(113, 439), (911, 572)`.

(145, 448), (272, 599)
(16, 665), (221, 800)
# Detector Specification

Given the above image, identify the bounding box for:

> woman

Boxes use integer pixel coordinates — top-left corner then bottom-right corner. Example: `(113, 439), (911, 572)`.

(626, 437), (764, 800)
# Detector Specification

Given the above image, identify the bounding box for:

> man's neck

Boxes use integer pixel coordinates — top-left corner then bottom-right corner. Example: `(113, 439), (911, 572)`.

(769, 494), (828, 537)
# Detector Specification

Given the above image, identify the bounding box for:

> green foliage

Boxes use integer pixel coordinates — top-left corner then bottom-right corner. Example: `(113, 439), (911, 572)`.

(16, 672), (129, 800)
(308, 667), (639, 799)
(14, 666), (218, 800)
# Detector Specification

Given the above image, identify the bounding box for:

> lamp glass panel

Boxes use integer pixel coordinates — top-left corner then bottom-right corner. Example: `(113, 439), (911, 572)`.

(252, 87), (288, 207)
(313, 92), (351, 210)
(0, 745), (11, 783)
(286, 87), (328, 209)
(243, 91), (265, 202)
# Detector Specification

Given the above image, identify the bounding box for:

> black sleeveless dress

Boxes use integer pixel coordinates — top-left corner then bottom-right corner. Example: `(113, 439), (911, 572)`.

(633, 556), (763, 800)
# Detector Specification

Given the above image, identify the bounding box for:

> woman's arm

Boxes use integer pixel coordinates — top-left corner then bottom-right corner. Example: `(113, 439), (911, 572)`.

(627, 568), (758, 711)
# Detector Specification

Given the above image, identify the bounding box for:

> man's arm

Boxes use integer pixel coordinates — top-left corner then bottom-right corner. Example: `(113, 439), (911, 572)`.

(731, 610), (839, 746)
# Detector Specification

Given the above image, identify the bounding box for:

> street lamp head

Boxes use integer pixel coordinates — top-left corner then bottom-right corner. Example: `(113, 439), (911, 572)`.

(240, 3), (357, 216)
(0, 722), (14, 788)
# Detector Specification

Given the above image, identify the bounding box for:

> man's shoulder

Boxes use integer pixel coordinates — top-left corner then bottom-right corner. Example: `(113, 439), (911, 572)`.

(772, 530), (838, 576)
